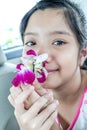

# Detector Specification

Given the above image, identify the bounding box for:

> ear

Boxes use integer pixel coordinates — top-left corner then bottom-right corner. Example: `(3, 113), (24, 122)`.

(80, 45), (87, 66)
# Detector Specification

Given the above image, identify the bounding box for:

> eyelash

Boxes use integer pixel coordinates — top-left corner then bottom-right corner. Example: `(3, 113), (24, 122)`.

(52, 40), (66, 46)
(25, 41), (36, 46)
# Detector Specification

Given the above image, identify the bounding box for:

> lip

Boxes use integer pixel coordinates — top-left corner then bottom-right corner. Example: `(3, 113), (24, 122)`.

(47, 69), (59, 73)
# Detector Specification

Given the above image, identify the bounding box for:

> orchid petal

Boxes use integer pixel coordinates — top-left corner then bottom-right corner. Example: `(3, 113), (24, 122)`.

(37, 71), (46, 83)
(26, 49), (37, 56)
(12, 72), (22, 87)
(16, 63), (24, 70)
(12, 49), (48, 87)
(35, 53), (48, 63)
(23, 70), (35, 84)
(42, 61), (46, 67)
(43, 68), (48, 77)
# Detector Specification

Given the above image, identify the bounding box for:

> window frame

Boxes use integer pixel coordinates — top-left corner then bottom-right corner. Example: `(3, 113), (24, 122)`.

(4, 46), (23, 60)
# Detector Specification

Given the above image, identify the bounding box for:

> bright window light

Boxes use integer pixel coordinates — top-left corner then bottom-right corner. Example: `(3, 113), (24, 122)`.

(0, 0), (37, 50)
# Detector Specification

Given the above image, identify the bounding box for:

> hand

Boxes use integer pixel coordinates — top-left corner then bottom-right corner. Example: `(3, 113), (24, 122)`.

(8, 85), (59, 130)
(8, 82), (57, 130)
(14, 92), (58, 130)
(8, 79), (53, 109)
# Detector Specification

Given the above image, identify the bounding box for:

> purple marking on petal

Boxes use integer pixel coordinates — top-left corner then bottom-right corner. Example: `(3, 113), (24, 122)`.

(37, 71), (46, 83)
(16, 63), (24, 70)
(12, 73), (21, 87)
(23, 70), (35, 84)
(42, 61), (46, 67)
(26, 49), (37, 56)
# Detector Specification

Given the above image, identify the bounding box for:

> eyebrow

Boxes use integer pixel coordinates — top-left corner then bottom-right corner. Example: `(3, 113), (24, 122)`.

(24, 30), (72, 36)
(23, 32), (38, 36)
(50, 31), (71, 36)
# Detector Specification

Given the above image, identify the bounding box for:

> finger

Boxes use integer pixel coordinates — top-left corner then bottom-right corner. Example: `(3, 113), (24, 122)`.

(20, 83), (40, 109)
(14, 110), (23, 129)
(21, 95), (49, 123)
(24, 89), (53, 110)
(33, 100), (58, 127)
(41, 110), (57, 130)
(33, 79), (50, 96)
(10, 86), (22, 99)
(15, 87), (34, 114)
(38, 94), (54, 113)
(24, 90), (40, 110)
(20, 84), (32, 90)
(8, 95), (15, 107)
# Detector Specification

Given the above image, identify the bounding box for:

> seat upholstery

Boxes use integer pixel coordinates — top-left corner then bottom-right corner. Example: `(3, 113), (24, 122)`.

(0, 63), (19, 130)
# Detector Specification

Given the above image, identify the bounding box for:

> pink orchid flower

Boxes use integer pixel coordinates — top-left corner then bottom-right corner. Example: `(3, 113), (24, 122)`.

(12, 49), (48, 87)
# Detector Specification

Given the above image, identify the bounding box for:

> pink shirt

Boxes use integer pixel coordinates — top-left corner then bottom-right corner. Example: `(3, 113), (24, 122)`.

(57, 87), (87, 130)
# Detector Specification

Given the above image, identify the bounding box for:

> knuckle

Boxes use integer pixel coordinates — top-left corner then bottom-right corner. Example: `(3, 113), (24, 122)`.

(36, 96), (48, 107)
(47, 102), (57, 111)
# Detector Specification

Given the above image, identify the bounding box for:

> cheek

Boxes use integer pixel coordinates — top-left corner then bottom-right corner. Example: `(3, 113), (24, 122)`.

(57, 50), (79, 69)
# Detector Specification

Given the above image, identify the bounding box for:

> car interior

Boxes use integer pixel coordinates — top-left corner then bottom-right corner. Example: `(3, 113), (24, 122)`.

(0, 0), (86, 130)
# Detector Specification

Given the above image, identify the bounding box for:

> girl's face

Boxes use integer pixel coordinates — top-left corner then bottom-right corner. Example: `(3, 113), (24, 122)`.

(23, 9), (82, 89)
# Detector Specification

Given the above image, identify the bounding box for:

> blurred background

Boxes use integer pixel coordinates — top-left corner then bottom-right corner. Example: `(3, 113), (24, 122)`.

(0, 0), (37, 50)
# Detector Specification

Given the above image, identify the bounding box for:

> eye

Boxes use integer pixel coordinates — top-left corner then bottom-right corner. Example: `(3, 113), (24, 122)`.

(53, 40), (65, 46)
(25, 41), (36, 46)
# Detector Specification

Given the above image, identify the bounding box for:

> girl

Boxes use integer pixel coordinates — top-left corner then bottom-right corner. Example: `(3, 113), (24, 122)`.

(8, 0), (87, 130)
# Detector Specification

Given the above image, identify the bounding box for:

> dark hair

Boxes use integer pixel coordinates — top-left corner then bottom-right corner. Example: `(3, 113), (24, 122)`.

(20, 0), (87, 69)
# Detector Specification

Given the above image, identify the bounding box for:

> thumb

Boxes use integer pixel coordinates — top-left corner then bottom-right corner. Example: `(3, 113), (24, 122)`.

(33, 79), (52, 96)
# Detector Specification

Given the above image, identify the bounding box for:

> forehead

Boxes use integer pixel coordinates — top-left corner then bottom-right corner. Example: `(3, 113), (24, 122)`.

(25, 8), (74, 36)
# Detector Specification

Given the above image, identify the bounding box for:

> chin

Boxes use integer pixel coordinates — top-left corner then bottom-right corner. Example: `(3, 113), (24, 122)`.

(41, 74), (59, 89)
